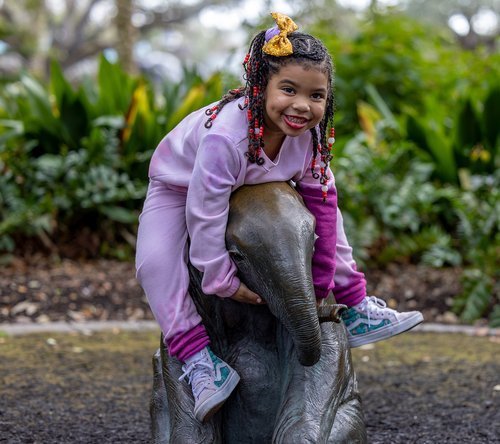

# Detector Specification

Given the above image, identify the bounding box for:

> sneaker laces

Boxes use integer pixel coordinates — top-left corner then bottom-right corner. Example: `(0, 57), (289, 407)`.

(358, 296), (390, 326)
(179, 360), (213, 400)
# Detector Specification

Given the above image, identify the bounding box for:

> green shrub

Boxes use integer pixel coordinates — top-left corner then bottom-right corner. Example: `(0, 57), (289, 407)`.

(0, 56), (227, 258)
(336, 97), (499, 325)
(406, 87), (499, 186)
(314, 13), (500, 143)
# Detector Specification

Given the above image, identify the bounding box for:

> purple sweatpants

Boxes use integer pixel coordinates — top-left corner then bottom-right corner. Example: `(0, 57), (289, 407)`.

(135, 180), (366, 362)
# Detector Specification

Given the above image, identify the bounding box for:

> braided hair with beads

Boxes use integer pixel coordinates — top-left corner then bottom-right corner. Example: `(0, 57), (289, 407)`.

(204, 15), (335, 197)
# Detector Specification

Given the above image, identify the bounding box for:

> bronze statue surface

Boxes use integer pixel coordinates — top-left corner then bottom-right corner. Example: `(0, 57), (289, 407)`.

(150, 182), (366, 443)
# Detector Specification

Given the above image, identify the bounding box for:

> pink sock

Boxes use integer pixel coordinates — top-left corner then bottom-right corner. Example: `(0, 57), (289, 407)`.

(166, 323), (210, 362)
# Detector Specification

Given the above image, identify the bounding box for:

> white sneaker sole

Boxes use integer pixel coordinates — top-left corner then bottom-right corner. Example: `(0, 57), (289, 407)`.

(194, 369), (240, 423)
(348, 311), (424, 348)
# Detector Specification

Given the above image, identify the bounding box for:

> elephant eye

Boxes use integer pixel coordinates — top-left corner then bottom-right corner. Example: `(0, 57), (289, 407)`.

(229, 250), (245, 262)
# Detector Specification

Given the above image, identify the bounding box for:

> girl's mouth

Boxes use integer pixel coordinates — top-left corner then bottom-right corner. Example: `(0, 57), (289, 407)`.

(283, 115), (308, 129)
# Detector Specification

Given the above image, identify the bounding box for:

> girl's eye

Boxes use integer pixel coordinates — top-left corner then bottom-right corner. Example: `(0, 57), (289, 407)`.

(282, 87), (295, 94)
(312, 93), (325, 100)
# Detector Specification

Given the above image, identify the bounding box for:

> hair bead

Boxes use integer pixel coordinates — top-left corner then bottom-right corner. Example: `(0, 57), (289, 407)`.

(205, 105), (218, 116)
(321, 185), (328, 202)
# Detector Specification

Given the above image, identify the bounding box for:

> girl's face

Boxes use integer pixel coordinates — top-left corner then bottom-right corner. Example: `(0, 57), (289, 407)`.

(263, 63), (329, 140)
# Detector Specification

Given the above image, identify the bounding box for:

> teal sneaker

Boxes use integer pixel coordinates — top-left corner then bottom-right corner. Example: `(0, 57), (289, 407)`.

(179, 347), (240, 422)
(341, 296), (424, 348)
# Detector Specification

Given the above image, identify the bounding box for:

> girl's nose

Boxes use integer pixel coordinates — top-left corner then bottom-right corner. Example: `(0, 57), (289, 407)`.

(292, 99), (310, 113)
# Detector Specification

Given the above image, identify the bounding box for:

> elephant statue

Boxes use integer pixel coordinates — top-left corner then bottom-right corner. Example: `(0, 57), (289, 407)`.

(150, 182), (366, 443)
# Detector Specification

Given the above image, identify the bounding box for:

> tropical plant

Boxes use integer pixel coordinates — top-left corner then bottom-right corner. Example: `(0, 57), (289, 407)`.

(406, 86), (500, 186)
(0, 56), (227, 258)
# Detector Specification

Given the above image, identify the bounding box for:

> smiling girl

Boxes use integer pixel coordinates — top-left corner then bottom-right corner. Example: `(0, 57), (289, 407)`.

(135, 12), (423, 423)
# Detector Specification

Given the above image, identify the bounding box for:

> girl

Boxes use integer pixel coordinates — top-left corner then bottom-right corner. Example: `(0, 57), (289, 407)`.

(135, 13), (423, 423)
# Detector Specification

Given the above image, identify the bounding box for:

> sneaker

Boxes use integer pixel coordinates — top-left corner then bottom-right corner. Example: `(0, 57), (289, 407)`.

(178, 347), (240, 422)
(341, 296), (424, 348)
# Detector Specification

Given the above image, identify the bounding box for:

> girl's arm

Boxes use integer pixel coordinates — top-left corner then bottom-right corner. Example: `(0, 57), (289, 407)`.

(186, 134), (242, 298)
(296, 165), (338, 299)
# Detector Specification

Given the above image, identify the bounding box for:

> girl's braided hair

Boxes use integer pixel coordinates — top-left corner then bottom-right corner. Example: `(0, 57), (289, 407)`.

(205, 29), (335, 183)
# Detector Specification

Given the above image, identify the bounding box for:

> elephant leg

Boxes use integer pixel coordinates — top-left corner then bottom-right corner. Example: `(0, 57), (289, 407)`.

(328, 394), (366, 444)
(273, 322), (366, 444)
(151, 348), (170, 444)
(200, 300), (281, 443)
(221, 345), (281, 443)
(323, 323), (366, 444)
(159, 341), (223, 444)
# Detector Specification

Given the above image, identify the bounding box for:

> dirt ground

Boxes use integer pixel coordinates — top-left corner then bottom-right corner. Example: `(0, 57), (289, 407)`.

(0, 331), (499, 444)
(0, 258), (467, 326)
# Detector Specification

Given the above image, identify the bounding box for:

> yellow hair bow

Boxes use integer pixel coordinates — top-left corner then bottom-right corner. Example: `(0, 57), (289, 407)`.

(262, 12), (298, 57)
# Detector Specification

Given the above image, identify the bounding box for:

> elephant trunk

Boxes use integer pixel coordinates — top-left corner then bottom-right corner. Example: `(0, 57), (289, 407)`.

(284, 303), (322, 366)
(267, 278), (322, 367)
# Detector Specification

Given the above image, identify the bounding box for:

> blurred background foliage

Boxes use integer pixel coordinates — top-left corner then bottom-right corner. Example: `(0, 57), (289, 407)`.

(0, 0), (498, 325)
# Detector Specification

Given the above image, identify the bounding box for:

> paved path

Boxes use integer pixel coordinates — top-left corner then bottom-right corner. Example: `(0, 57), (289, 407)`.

(1, 320), (499, 337)
(0, 320), (159, 336)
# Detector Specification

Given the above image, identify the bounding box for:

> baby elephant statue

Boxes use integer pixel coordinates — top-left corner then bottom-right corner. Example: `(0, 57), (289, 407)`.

(150, 182), (366, 444)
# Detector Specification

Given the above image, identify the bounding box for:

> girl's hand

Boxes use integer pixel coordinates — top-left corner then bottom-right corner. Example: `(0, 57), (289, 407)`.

(231, 282), (265, 305)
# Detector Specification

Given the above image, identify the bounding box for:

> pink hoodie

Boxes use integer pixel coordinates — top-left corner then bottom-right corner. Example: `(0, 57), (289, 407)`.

(149, 98), (337, 299)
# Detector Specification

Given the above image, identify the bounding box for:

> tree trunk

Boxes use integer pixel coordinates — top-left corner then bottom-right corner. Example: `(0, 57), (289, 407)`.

(115, 0), (137, 75)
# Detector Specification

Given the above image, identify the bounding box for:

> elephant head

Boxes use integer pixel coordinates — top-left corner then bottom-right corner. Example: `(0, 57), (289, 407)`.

(225, 182), (321, 366)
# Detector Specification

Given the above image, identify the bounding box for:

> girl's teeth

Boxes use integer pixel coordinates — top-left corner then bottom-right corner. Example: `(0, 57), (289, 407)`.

(288, 116), (306, 123)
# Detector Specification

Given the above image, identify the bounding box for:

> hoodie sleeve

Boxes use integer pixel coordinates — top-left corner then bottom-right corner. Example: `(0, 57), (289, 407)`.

(185, 133), (242, 298)
(296, 164), (338, 298)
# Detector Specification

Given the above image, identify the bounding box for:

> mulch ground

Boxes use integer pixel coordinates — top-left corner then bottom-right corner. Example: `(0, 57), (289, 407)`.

(0, 258), (468, 326)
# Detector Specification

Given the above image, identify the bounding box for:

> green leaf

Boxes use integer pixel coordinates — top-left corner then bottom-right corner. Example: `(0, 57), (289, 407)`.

(0, 119), (23, 145)
(20, 74), (53, 119)
(97, 54), (136, 115)
(36, 153), (62, 167)
(365, 83), (398, 130)
(483, 87), (500, 152)
(489, 305), (500, 328)
(20, 74), (69, 144)
(454, 99), (482, 167)
(50, 59), (74, 110)
(59, 92), (90, 148)
(456, 99), (482, 147)
(99, 205), (138, 224)
(92, 116), (125, 128)
(167, 84), (208, 131)
(406, 114), (428, 151)
(407, 115), (457, 184)
(455, 269), (493, 323)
